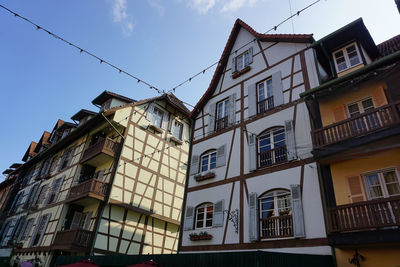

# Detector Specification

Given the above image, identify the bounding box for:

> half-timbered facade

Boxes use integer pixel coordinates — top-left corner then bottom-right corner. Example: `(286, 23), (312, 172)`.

(1, 91), (190, 266)
(301, 19), (400, 267)
(180, 19), (329, 255)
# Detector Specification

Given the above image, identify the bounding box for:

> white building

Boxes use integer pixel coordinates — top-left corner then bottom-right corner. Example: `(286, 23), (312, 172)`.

(179, 19), (330, 255)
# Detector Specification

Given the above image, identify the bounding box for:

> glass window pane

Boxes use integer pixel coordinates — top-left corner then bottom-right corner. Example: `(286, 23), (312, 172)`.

(366, 174), (380, 186)
(266, 79), (273, 97)
(258, 83), (265, 101)
(387, 183), (400, 195)
(244, 52), (250, 67)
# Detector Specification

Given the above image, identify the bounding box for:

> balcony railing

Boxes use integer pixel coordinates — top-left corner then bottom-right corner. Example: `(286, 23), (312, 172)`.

(80, 137), (120, 164)
(258, 96), (274, 114)
(328, 196), (400, 233)
(260, 215), (293, 238)
(312, 101), (400, 148)
(67, 178), (108, 202)
(258, 146), (288, 168)
(52, 229), (93, 251)
(215, 116), (229, 131)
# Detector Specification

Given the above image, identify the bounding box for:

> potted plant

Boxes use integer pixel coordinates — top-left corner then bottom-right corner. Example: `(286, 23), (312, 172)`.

(194, 172), (215, 182)
(189, 231), (213, 241)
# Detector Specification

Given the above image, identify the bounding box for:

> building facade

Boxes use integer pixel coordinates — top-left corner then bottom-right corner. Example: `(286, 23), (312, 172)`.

(180, 19), (330, 255)
(0, 91), (190, 266)
(301, 19), (400, 267)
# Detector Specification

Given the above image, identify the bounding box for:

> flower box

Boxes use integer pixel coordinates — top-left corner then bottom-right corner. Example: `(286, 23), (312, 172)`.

(148, 124), (163, 134)
(169, 136), (183, 146)
(232, 65), (251, 79)
(189, 232), (213, 241)
(194, 172), (215, 182)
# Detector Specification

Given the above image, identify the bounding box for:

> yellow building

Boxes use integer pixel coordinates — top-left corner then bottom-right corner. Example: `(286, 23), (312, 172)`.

(0, 91), (190, 266)
(301, 19), (400, 267)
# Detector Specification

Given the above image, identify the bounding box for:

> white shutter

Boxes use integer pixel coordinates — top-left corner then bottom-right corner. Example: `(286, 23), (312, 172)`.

(207, 104), (216, 135)
(216, 145), (226, 168)
(36, 214), (50, 246)
(146, 104), (154, 121)
(212, 199), (225, 227)
(248, 134), (257, 172)
(228, 93), (236, 125)
(161, 112), (169, 129)
(231, 57), (237, 73)
(83, 211), (93, 230)
(284, 120), (297, 160)
(248, 83), (257, 117)
(291, 184), (305, 238)
(184, 206), (194, 231)
(272, 71), (284, 107)
(249, 192), (259, 242)
(248, 47), (253, 65)
(190, 155), (200, 176)
(70, 212), (83, 230)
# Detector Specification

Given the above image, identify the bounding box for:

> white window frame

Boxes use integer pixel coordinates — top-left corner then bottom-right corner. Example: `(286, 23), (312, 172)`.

(200, 150), (217, 173)
(216, 99), (229, 120)
(257, 78), (274, 113)
(236, 50), (250, 72)
(346, 97), (375, 118)
(195, 203), (214, 229)
(172, 120), (183, 140)
(362, 168), (400, 200)
(257, 127), (286, 168)
(333, 42), (362, 73)
(151, 106), (165, 128)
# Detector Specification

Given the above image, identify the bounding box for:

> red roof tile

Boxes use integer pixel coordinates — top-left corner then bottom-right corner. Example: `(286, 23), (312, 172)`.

(190, 18), (313, 118)
(377, 34), (400, 57)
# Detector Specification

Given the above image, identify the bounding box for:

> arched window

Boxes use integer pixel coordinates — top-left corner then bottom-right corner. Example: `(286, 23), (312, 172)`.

(200, 150), (217, 173)
(195, 203), (213, 229)
(259, 189), (293, 238)
(257, 127), (287, 168)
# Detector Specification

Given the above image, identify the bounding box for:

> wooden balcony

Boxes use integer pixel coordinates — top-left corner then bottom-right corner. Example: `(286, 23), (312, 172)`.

(66, 178), (108, 202)
(328, 196), (400, 233)
(260, 215), (293, 238)
(312, 101), (400, 148)
(258, 146), (288, 168)
(52, 229), (93, 252)
(80, 137), (120, 165)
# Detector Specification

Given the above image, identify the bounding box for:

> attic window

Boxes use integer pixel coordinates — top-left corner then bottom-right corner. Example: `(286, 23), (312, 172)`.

(333, 43), (362, 73)
(232, 47), (253, 77)
(101, 99), (112, 111)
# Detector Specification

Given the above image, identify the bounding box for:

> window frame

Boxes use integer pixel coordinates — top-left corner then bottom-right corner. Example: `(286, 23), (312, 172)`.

(346, 97), (375, 118)
(257, 127), (287, 168)
(215, 98), (230, 131)
(332, 42), (363, 73)
(194, 202), (214, 229)
(235, 50), (250, 72)
(257, 78), (274, 114)
(151, 106), (165, 128)
(362, 168), (400, 200)
(172, 120), (184, 140)
(200, 150), (217, 173)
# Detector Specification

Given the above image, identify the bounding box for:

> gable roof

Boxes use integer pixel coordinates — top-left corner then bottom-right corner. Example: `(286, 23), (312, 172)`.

(22, 141), (37, 162)
(34, 131), (51, 153)
(377, 34), (400, 57)
(92, 90), (136, 106)
(134, 93), (191, 116)
(190, 18), (313, 119)
(71, 109), (97, 121)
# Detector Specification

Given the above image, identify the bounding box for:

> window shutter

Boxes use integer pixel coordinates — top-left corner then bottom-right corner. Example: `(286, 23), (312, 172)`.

(207, 103), (216, 135)
(248, 134), (257, 172)
(249, 192), (259, 242)
(372, 86), (388, 107)
(168, 118), (175, 133)
(212, 199), (225, 227)
(146, 104), (154, 122)
(36, 184), (49, 205)
(46, 176), (64, 204)
(161, 112), (169, 129)
(30, 214), (50, 246)
(228, 93), (236, 125)
(333, 105), (347, 122)
(347, 176), (366, 203)
(285, 120), (297, 160)
(184, 206), (194, 231)
(248, 47), (253, 64)
(70, 212), (83, 230)
(291, 184), (305, 238)
(216, 144), (227, 168)
(83, 211), (93, 230)
(248, 83), (257, 117)
(231, 57), (237, 73)
(190, 155), (200, 176)
(12, 217), (26, 240)
(272, 71), (284, 107)
(20, 218), (34, 241)
(27, 183), (39, 206)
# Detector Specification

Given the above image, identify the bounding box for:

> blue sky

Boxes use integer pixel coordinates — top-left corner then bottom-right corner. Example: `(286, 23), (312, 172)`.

(1, 0), (399, 181)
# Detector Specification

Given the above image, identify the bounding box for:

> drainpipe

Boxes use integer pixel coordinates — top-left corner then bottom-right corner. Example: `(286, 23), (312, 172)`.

(177, 117), (195, 254)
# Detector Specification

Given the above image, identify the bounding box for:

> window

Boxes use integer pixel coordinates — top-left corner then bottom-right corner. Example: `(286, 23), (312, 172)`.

(151, 106), (165, 128)
(257, 78), (274, 113)
(59, 147), (74, 170)
(236, 51), (250, 72)
(333, 43), (362, 73)
(259, 190), (293, 238)
(200, 150), (217, 173)
(347, 97), (377, 133)
(195, 203), (213, 229)
(347, 97), (375, 117)
(46, 176), (64, 204)
(30, 214), (50, 246)
(216, 99), (229, 131)
(257, 128), (287, 168)
(172, 120), (183, 140)
(364, 169), (400, 199)
(19, 218), (34, 241)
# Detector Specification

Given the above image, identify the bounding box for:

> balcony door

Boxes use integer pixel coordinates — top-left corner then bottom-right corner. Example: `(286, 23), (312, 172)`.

(347, 97), (378, 133)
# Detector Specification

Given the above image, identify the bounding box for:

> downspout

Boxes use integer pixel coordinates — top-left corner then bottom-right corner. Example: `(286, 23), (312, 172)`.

(89, 112), (126, 256)
(177, 117), (195, 254)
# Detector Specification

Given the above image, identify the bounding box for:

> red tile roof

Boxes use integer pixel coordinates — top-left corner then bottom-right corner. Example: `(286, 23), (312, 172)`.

(377, 34), (400, 57)
(190, 18), (313, 118)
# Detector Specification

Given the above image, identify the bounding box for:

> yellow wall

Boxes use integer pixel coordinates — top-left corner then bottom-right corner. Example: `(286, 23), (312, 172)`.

(330, 149), (400, 205)
(335, 246), (400, 267)
(318, 80), (387, 127)
(337, 64), (364, 77)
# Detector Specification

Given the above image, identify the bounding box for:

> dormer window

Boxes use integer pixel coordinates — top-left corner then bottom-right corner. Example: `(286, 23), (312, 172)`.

(333, 43), (362, 73)
(101, 99), (112, 111)
(232, 47), (253, 78)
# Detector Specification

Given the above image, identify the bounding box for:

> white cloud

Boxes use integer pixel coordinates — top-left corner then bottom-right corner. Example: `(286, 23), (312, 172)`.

(110, 0), (134, 36)
(189, 0), (216, 14)
(220, 0), (257, 13)
(147, 0), (165, 16)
